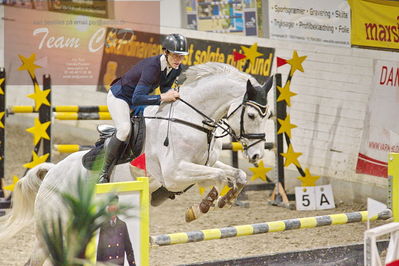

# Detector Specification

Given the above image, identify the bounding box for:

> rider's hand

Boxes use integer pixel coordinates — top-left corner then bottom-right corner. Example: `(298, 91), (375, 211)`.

(161, 89), (180, 103)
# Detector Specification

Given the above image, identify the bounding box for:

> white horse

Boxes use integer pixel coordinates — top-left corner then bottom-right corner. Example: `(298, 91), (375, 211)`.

(0, 62), (272, 265)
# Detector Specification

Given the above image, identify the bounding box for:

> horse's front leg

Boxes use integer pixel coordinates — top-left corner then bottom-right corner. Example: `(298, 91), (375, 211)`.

(166, 161), (232, 222)
(212, 161), (247, 209)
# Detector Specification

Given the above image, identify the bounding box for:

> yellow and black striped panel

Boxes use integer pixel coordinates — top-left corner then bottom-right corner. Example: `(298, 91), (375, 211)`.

(54, 144), (93, 153)
(150, 210), (391, 246)
(54, 105), (108, 112)
(54, 112), (111, 120)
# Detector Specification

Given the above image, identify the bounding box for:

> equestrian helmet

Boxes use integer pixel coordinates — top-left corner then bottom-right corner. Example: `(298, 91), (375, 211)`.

(162, 34), (189, 55)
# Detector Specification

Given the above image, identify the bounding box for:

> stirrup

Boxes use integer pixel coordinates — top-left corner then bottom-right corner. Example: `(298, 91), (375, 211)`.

(98, 173), (110, 183)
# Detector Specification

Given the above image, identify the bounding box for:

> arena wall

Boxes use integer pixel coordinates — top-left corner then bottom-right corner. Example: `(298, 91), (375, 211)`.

(1, 5), (396, 203)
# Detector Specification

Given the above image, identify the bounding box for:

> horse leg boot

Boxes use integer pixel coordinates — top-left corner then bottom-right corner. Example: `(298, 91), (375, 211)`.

(185, 187), (219, 222)
(98, 135), (124, 183)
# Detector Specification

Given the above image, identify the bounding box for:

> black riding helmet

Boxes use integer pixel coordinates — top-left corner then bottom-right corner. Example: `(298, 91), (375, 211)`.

(162, 34), (189, 55)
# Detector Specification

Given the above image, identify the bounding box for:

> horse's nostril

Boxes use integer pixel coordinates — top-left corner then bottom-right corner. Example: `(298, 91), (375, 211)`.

(251, 154), (259, 161)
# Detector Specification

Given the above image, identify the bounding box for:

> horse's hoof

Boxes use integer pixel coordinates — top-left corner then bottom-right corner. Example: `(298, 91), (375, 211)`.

(185, 207), (197, 223)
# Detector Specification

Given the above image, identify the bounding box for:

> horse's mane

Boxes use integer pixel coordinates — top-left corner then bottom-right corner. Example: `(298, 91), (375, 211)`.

(183, 62), (259, 86)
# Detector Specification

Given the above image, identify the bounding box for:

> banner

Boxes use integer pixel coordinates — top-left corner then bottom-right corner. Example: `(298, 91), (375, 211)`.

(269, 0), (350, 47)
(4, 2), (159, 85)
(356, 60), (399, 178)
(97, 28), (275, 92)
(348, 0), (399, 50)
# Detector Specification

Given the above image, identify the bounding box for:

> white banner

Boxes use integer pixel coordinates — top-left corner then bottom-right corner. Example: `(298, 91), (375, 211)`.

(268, 0), (350, 47)
(356, 60), (399, 178)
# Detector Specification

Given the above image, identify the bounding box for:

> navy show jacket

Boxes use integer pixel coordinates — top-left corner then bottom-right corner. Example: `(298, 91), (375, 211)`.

(110, 54), (182, 110)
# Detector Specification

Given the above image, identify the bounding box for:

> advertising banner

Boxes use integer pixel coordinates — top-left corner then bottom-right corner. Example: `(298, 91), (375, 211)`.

(4, 2), (159, 86)
(356, 60), (399, 178)
(269, 0), (350, 47)
(348, 0), (399, 50)
(97, 28), (275, 92)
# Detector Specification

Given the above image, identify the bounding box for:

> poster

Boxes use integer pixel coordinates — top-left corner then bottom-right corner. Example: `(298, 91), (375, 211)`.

(97, 28), (275, 92)
(269, 0), (350, 47)
(184, 0), (259, 36)
(356, 60), (399, 178)
(48, 0), (111, 18)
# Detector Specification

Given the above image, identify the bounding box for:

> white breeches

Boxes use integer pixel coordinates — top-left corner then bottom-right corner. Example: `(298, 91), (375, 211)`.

(107, 90), (131, 141)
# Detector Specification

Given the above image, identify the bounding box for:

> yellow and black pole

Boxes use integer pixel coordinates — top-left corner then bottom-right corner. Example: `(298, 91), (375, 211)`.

(0, 68), (7, 212)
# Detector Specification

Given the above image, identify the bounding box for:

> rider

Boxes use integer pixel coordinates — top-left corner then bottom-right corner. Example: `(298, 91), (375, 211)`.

(98, 33), (189, 183)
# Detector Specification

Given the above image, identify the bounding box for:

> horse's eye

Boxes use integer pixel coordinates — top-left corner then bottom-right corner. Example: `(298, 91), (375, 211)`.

(248, 113), (256, 120)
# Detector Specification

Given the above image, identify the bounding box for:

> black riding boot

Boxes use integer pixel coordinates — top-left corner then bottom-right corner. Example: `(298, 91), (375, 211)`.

(98, 135), (124, 183)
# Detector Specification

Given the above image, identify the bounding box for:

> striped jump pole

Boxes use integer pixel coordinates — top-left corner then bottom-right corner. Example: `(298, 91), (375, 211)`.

(222, 142), (274, 151)
(7, 105), (108, 114)
(54, 144), (93, 153)
(150, 210), (392, 246)
(54, 112), (111, 120)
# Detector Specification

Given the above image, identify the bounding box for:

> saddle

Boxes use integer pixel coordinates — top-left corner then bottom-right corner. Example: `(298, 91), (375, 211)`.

(82, 116), (146, 170)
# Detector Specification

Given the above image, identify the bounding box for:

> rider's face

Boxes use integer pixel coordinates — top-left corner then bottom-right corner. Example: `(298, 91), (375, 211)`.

(166, 52), (186, 69)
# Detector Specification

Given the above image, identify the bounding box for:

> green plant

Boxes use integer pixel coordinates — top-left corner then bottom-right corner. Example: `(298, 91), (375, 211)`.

(40, 175), (130, 266)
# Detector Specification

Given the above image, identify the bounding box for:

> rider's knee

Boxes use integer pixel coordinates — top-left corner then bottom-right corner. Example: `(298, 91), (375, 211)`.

(116, 122), (131, 141)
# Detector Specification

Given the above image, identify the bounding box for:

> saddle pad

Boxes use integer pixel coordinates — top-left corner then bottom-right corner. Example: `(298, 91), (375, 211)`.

(82, 143), (105, 171)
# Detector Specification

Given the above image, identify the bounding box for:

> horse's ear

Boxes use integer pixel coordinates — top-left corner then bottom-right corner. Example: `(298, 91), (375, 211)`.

(263, 75), (273, 95)
(246, 80), (257, 101)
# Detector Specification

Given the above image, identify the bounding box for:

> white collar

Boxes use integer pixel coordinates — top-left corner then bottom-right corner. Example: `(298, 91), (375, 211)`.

(160, 54), (173, 74)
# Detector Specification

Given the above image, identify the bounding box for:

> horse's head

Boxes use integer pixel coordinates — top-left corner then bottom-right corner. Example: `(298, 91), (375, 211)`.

(226, 76), (273, 163)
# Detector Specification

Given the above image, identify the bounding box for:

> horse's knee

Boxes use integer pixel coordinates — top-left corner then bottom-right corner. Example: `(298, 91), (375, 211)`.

(236, 169), (247, 185)
(116, 122), (131, 141)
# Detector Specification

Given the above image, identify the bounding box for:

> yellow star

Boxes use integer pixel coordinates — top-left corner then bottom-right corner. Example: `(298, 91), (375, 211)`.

(3, 176), (19, 192)
(277, 80), (297, 106)
(287, 50), (307, 75)
(281, 144), (302, 167)
(23, 151), (49, 169)
(198, 185), (231, 197)
(26, 117), (51, 145)
(249, 160), (272, 181)
(0, 112), (4, 128)
(18, 54), (42, 78)
(297, 168), (320, 187)
(241, 43), (264, 66)
(198, 186), (207, 195)
(27, 83), (51, 111)
(277, 115), (297, 138)
(0, 78), (4, 95)
(220, 185), (232, 196)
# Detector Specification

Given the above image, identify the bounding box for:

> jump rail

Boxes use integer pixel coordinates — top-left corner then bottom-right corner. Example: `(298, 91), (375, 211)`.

(150, 210), (392, 246)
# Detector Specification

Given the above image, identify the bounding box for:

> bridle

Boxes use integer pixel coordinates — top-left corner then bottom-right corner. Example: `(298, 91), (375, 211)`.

(140, 93), (268, 152)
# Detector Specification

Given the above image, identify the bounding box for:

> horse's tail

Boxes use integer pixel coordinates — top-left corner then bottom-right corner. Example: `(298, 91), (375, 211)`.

(0, 162), (54, 241)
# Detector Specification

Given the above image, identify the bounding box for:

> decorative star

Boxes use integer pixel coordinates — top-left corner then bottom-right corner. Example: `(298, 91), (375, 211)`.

(26, 117), (51, 145)
(281, 144), (302, 167)
(249, 160), (272, 182)
(287, 50), (307, 75)
(220, 185), (232, 196)
(27, 83), (51, 111)
(198, 185), (231, 197)
(18, 54), (42, 78)
(0, 78), (4, 95)
(277, 115), (297, 138)
(277, 80), (297, 106)
(297, 168), (320, 187)
(198, 186), (207, 195)
(241, 43), (264, 65)
(23, 151), (49, 169)
(3, 176), (19, 192)
(0, 112), (4, 128)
